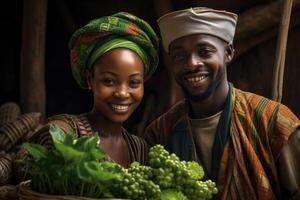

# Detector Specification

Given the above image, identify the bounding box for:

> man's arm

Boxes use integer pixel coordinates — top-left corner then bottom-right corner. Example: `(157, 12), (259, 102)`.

(277, 128), (300, 199)
(143, 115), (171, 147)
(144, 119), (163, 146)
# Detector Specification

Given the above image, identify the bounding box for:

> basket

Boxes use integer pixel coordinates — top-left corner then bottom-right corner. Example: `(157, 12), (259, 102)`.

(0, 102), (20, 125)
(18, 180), (130, 200)
(0, 152), (13, 185)
(0, 112), (41, 151)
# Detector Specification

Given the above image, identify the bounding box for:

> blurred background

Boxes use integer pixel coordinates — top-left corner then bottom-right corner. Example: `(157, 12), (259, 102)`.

(1, 0), (300, 137)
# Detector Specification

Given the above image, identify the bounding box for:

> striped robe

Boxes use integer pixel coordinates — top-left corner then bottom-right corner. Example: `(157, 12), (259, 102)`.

(144, 87), (300, 200)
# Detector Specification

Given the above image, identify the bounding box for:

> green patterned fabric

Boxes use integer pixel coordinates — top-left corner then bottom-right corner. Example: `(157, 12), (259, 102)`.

(69, 12), (159, 88)
(87, 36), (149, 71)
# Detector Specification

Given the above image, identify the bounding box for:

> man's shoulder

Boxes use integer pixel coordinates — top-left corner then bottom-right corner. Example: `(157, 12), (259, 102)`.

(145, 99), (187, 135)
(233, 87), (299, 122)
(234, 87), (280, 108)
(144, 100), (188, 146)
(153, 99), (187, 122)
(234, 87), (271, 101)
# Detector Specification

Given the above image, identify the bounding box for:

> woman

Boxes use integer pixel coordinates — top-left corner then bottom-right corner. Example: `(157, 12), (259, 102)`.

(26, 12), (159, 168)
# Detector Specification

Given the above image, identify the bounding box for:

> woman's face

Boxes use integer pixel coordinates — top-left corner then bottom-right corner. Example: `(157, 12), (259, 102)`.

(88, 48), (144, 124)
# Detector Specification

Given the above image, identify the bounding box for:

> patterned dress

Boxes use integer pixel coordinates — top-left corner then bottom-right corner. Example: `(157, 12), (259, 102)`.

(35, 113), (149, 165)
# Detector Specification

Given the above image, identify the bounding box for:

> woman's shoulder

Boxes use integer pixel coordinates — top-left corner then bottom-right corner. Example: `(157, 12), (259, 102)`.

(45, 114), (80, 135)
(122, 129), (148, 147)
(31, 113), (88, 145)
(122, 129), (149, 165)
(47, 113), (95, 138)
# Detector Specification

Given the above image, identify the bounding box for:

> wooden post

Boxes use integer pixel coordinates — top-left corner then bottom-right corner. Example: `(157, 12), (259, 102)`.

(153, 0), (185, 106)
(20, 0), (48, 118)
(271, 0), (294, 102)
(234, 10), (300, 59)
(153, 0), (173, 19)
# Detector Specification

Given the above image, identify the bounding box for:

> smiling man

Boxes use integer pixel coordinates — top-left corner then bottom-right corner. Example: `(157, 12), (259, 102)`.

(144, 7), (300, 200)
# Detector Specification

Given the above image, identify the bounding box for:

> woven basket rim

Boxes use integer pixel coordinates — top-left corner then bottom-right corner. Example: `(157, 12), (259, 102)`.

(17, 180), (130, 200)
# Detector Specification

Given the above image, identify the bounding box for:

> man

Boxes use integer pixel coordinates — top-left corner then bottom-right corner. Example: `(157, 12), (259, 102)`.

(144, 7), (300, 200)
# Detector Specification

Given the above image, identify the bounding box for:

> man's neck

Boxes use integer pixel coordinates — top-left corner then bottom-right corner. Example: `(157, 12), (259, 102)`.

(188, 81), (229, 119)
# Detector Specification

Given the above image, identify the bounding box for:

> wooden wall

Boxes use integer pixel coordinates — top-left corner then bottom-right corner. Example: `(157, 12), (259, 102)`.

(0, 0), (299, 136)
(229, 25), (300, 117)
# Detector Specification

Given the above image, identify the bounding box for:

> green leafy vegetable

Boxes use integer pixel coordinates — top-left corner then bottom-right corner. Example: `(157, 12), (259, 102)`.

(21, 124), (123, 198)
(160, 189), (188, 200)
(20, 124), (217, 200)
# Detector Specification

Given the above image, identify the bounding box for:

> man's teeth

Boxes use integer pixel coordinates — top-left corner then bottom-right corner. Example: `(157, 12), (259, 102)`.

(186, 75), (206, 82)
(111, 104), (129, 110)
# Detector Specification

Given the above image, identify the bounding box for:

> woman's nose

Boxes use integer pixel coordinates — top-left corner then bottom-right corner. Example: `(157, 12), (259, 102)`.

(114, 86), (130, 98)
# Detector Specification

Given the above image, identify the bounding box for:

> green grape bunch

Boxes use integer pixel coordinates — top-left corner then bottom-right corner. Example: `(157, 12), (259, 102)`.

(121, 162), (161, 200)
(148, 144), (218, 200)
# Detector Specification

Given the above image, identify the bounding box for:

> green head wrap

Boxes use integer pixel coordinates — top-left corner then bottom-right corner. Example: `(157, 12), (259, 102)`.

(69, 12), (159, 88)
(87, 36), (149, 72)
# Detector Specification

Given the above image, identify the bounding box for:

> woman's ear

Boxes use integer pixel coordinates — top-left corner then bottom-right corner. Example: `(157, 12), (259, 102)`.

(225, 44), (235, 63)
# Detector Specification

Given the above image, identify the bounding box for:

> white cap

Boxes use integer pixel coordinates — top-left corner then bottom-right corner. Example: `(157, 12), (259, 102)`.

(157, 7), (238, 52)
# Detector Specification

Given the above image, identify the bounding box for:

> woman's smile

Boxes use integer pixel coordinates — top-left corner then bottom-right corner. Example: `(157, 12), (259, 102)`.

(109, 103), (132, 113)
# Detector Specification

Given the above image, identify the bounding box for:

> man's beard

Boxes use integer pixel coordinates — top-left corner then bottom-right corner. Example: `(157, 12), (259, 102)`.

(179, 78), (222, 102)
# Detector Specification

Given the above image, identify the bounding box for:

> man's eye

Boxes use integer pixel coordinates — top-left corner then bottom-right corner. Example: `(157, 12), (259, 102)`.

(171, 53), (185, 62)
(198, 48), (215, 57)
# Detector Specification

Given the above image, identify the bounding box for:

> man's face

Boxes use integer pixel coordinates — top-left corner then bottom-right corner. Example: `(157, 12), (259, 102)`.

(168, 34), (233, 101)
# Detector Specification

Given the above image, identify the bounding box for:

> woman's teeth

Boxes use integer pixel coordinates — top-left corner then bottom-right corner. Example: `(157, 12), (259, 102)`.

(111, 104), (130, 111)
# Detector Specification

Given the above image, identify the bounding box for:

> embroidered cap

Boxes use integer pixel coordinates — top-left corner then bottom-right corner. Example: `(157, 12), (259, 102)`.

(157, 7), (238, 52)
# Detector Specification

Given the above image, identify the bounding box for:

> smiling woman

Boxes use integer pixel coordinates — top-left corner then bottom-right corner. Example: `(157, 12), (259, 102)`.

(88, 48), (144, 125)
(16, 12), (159, 174)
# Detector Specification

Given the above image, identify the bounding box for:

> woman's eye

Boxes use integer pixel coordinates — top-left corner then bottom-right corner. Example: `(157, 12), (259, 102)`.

(129, 80), (142, 88)
(103, 79), (116, 86)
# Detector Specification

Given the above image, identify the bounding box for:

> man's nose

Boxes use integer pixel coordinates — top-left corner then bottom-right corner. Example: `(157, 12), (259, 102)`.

(186, 54), (203, 68)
